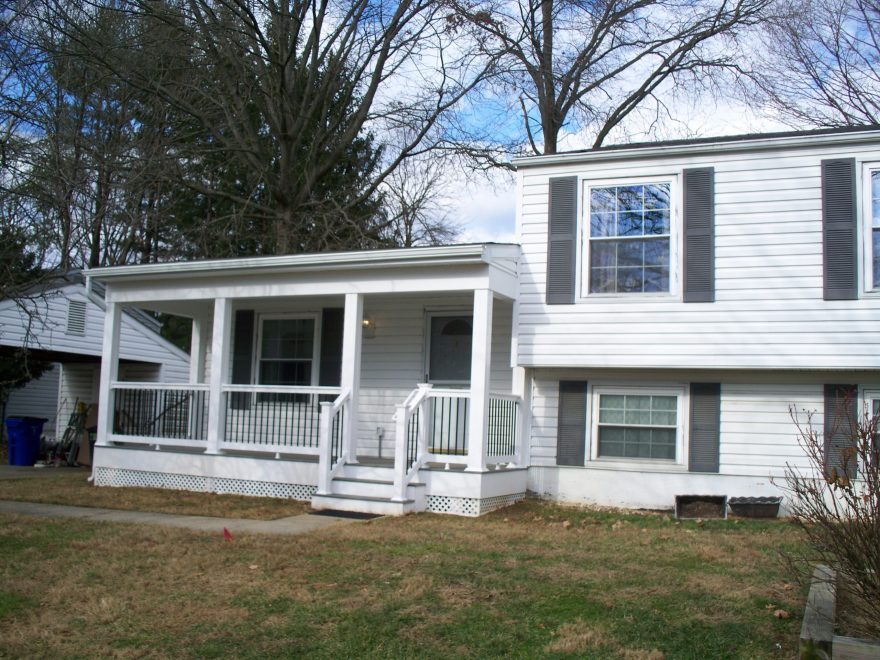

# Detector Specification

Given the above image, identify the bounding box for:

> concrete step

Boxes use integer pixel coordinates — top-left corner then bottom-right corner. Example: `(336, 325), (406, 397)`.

(332, 476), (425, 499)
(311, 493), (424, 516)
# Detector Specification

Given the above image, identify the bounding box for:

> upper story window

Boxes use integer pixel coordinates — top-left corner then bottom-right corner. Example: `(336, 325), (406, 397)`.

(586, 181), (673, 294)
(870, 171), (880, 289)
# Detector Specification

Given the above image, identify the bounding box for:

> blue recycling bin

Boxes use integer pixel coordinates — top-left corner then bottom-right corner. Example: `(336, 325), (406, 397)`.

(5, 417), (47, 466)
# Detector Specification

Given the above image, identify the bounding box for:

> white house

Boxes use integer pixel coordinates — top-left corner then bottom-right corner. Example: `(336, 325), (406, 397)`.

(86, 126), (880, 515)
(1, 273), (190, 440)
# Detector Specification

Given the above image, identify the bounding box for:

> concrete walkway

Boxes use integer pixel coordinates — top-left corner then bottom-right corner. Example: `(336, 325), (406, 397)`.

(0, 500), (357, 536)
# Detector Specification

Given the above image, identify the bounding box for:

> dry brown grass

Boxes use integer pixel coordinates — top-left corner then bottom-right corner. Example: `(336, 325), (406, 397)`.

(0, 469), (309, 519)
(0, 500), (805, 658)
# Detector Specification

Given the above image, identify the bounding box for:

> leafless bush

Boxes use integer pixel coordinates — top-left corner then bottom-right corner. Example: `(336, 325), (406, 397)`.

(781, 402), (880, 639)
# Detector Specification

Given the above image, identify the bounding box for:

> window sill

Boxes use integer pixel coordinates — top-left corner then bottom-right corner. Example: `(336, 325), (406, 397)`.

(585, 459), (688, 473)
(577, 292), (680, 301)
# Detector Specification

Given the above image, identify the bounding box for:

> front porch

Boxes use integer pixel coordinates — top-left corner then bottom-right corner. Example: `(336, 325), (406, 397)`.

(89, 245), (528, 515)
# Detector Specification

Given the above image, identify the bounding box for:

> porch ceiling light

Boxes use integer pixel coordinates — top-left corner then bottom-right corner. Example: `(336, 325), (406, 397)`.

(362, 315), (376, 338)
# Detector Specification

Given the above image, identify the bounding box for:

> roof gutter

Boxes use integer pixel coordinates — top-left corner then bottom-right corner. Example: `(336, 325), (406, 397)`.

(512, 129), (880, 168)
(86, 244), (518, 282)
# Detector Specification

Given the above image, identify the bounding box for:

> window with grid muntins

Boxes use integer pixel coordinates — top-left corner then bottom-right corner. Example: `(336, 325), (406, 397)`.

(589, 183), (671, 293)
(597, 393), (677, 459)
(258, 318), (315, 403)
(872, 171), (880, 288)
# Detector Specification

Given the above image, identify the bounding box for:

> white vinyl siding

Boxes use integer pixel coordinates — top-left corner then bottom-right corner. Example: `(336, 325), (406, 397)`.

(5, 364), (61, 436)
(518, 141), (880, 369)
(529, 369), (830, 477)
(0, 284), (189, 377)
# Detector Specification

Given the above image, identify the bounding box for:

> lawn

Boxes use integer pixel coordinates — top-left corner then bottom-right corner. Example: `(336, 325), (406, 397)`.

(0, 469), (310, 519)
(0, 500), (805, 658)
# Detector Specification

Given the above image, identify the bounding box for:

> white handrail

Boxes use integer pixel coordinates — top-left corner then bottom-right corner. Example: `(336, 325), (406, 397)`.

(317, 388), (351, 495)
(392, 384), (434, 502)
(221, 384), (342, 395)
(111, 381), (210, 391)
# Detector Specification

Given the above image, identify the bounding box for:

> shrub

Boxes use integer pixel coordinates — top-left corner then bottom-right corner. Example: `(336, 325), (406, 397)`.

(782, 402), (880, 639)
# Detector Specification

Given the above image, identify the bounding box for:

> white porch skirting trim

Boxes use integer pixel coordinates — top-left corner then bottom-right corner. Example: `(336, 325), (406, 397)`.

(425, 492), (526, 517)
(93, 467), (317, 501)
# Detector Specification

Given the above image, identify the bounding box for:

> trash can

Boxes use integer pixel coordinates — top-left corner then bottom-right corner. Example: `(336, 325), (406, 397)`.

(5, 417), (47, 466)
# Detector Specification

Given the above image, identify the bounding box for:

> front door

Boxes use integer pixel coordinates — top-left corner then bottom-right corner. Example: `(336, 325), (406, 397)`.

(426, 314), (472, 454)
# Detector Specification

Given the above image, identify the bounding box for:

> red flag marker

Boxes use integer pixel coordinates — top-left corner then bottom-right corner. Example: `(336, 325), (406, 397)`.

(223, 527), (233, 542)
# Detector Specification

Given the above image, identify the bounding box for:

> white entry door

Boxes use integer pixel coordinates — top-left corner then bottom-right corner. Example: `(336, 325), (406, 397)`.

(426, 314), (472, 454)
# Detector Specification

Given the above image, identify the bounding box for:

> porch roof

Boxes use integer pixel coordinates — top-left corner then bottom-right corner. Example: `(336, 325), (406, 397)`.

(86, 244), (519, 282)
(85, 243), (521, 311)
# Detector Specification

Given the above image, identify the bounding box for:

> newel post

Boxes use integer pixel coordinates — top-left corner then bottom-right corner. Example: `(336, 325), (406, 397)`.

(467, 289), (493, 472)
(392, 404), (408, 502)
(317, 401), (333, 495)
(206, 298), (232, 455)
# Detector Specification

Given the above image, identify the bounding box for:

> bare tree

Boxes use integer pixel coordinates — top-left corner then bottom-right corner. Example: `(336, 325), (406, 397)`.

(34, 0), (493, 255)
(381, 156), (460, 247)
(453, 0), (772, 157)
(749, 0), (880, 127)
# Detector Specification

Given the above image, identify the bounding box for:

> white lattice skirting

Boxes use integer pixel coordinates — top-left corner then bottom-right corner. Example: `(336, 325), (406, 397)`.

(425, 492), (526, 517)
(93, 467), (316, 501)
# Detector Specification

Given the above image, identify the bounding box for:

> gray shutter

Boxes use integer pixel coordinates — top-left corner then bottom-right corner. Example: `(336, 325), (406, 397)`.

(683, 167), (715, 303)
(689, 383), (720, 472)
(824, 384), (858, 479)
(319, 308), (344, 387)
(230, 310), (255, 410)
(546, 176), (578, 304)
(557, 381), (587, 466)
(822, 158), (858, 300)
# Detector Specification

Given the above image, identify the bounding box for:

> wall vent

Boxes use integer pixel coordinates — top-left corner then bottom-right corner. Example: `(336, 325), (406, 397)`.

(66, 300), (87, 336)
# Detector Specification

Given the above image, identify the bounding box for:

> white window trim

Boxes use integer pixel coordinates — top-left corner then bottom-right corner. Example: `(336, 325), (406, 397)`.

(862, 387), (880, 418)
(253, 312), (321, 389)
(861, 162), (880, 294)
(587, 383), (689, 469)
(424, 310), (473, 387)
(579, 174), (682, 300)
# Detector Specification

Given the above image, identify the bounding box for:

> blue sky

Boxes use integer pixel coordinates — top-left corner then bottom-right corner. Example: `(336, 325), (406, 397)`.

(451, 92), (788, 244)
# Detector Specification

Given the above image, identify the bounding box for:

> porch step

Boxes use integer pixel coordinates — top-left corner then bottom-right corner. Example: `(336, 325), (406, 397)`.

(311, 493), (421, 516)
(338, 462), (396, 481)
(332, 476), (425, 499)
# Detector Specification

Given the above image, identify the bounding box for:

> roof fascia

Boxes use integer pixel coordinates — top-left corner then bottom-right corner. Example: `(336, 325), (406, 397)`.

(512, 130), (880, 169)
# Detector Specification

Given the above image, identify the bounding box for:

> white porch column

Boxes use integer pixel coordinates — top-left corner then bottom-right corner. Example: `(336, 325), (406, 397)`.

(96, 301), (121, 446)
(467, 289), (493, 472)
(189, 317), (207, 384)
(206, 298), (232, 455)
(512, 366), (531, 468)
(340, 292), (363, 462)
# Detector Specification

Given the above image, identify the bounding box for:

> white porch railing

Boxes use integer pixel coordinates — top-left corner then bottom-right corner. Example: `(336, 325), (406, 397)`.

(110, 382), (210, 449)
(221, 384), (341, 454)
(317, 389), (351, 495)
(390, 385), (523, 500)
(486, 393), (521, 465)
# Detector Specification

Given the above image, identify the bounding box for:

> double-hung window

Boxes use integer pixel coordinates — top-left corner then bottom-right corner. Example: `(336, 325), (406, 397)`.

(590, 386), (685, 462)
(257, 315), (319, 402)
(866, 169), (880, 290)
(587, 181), (673, 294)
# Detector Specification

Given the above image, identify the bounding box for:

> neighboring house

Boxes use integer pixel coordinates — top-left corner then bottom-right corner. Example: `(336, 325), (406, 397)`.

(1, 273), (190, 441)
(87, 126), (880, 515)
